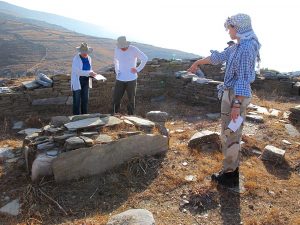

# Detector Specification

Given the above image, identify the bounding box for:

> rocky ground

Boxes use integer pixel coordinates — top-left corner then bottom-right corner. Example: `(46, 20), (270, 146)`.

(0, 93), (300, 225)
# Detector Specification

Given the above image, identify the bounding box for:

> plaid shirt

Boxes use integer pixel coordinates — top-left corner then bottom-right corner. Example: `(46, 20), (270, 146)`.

(210, 38), (260, 97)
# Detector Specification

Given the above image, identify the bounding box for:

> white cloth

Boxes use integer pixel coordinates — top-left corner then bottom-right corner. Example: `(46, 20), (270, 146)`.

(114, 45), (148, 81)
(71, 54), (93, 91)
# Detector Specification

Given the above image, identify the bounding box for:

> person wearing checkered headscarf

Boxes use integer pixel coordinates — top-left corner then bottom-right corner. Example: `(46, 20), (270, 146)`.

(188, 13), (261, 187)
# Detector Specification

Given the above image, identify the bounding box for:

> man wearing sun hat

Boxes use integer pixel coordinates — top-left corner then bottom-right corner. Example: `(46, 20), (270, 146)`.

(188, 13), (261, 187)
(112, 36), (148, 115)
(71, 42), (97, 115)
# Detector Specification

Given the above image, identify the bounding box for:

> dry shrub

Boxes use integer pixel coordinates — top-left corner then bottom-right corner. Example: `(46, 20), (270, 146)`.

(260, 208), (289, 225)
(244, 218), (259, 225)
(0, 139), (22, 148)
(244, 181), (260, 193)
(177, 133), (190, 141)
(0, 117), (11, 137)
(289, 217), (300, 225)
(25, 115), (43, 128)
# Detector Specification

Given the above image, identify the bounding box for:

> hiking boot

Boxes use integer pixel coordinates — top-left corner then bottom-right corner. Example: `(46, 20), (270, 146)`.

(211, 167), (239, 187)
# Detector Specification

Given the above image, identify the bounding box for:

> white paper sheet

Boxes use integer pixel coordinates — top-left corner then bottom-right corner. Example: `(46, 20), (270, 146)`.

(228, 116), (243, 132)
(92, 74), (107, 81)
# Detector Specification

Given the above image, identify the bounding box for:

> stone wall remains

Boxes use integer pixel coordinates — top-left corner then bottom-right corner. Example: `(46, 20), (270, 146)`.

(0, 59), (298, 119)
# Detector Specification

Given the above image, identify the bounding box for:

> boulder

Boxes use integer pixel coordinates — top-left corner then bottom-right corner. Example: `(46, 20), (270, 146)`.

(107, 209), (155, 225)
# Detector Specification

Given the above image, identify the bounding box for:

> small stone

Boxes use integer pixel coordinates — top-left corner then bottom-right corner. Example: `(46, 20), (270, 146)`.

(246, 115), (264, 123)
(282, 140), (292, 145)
(182, 162), (188, 166)
(268, 191), (275, 196)
(206, 113), (220, 120)
(12, 121), (24, 130)
(175, 129), (185, 133)
(180, 199), (189, 206)
(184, 175), (197, 182)
(0, 199), (20, 216)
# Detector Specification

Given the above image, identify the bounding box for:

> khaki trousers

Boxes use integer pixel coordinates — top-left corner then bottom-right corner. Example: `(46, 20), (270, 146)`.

(221, 89), (251, 172)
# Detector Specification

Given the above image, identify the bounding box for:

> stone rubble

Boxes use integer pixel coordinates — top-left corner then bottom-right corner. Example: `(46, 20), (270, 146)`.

(21, 113), (169, 182)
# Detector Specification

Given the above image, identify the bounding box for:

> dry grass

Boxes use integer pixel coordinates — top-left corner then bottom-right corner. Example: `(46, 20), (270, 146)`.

(0, 94), (300, 225)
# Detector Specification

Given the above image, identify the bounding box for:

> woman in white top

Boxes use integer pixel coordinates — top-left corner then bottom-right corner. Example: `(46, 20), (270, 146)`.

(71, 43), (96, 115)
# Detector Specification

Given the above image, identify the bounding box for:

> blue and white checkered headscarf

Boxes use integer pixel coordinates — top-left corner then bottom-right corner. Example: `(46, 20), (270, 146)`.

(225, 14), (260, 44)
(224, 13), (261, 61)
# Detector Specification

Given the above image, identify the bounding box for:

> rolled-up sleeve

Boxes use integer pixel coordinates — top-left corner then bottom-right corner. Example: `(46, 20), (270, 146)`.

(234, 48), (256, 97)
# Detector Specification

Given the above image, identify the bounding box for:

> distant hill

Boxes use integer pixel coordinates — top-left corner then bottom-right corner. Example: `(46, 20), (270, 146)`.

(0, 1), (116, 39)
(0, 4), (198, 78)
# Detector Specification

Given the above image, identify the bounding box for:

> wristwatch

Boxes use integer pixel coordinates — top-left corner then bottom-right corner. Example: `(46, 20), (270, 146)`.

(232, 99), (241, 105)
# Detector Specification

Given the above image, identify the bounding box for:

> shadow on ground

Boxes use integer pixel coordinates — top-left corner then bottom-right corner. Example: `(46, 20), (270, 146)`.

(262, 159), (292, 180)
(0, 154), (166, 225)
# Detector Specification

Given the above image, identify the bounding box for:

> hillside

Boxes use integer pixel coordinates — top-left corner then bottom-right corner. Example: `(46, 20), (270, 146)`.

(0, 1), (116, 39)
(0, 11), (198, 78)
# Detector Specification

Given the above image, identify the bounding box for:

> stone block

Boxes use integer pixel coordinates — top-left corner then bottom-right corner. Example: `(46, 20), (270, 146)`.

(146, 111), (169, 122)
(261, 145), (285, 163)
(52, 134), (168, 182)
(188, 130), (220, 149)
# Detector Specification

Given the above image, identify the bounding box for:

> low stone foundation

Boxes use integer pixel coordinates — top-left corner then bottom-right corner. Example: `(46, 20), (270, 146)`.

(0, 59), (298, 119)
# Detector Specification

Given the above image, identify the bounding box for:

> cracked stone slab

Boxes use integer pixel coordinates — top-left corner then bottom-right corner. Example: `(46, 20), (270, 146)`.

(64, 117), (106, 130)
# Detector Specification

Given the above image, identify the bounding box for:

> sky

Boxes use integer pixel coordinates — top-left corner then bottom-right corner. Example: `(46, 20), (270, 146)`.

(3, 0), (300, 72)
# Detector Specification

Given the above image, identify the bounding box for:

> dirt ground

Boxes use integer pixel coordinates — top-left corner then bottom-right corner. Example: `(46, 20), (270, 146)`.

(0, 93), (300, 225)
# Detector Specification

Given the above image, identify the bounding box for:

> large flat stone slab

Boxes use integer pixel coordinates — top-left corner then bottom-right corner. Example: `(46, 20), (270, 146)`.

(22, 80), (41, 90)
(32, 97), (68, 106)
(69, 113), (103, 122)
(124, 116), (155, 128)
(64, 117), (105, 130)
(52, 134), (168, 182)
(102, 116), (123, 127)
(18, 128), (42, 136)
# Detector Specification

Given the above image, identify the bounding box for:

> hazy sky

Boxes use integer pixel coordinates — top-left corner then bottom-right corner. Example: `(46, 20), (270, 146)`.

(3, 0), (300, 72)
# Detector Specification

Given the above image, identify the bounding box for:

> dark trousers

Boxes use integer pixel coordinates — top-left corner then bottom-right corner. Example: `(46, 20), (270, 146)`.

(112, 79), (137, 115)
(73, 77), (89, 115)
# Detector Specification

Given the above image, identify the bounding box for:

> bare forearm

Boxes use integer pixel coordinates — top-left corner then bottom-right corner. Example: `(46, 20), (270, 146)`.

(187, 56), (211, 73)
(194, 56), (211, 66)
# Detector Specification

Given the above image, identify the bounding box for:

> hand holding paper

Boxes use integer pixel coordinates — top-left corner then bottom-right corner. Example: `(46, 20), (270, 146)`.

(228, 116), (243, 132)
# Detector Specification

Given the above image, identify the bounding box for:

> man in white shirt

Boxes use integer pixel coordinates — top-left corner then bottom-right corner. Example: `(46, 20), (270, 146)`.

(112, 36), (148, 115)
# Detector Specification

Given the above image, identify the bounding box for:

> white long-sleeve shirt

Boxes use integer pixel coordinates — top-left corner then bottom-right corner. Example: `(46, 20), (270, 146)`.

(114, 45), (148, 81)
(71, 54), (93, 91)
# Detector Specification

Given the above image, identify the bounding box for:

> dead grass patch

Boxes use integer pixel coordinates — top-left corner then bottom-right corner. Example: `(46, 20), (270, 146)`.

(260, 208), (289, 225)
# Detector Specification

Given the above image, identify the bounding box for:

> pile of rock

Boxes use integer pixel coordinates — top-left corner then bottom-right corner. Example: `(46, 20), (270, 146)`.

(289, 105), (300, 124)
(21, 112), (169, 182)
